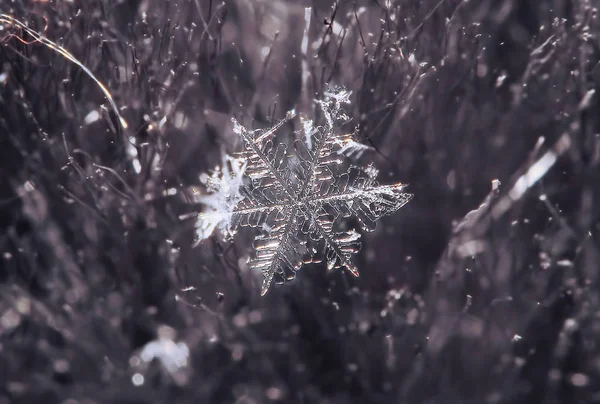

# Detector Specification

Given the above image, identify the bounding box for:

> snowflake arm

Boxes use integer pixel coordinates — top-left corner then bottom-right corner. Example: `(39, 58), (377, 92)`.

(233, 111), (298, 201)
(248, 207), (306, 295)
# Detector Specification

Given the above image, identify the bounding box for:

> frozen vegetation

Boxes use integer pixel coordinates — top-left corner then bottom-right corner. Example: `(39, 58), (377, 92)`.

(0, 1), (599, 403)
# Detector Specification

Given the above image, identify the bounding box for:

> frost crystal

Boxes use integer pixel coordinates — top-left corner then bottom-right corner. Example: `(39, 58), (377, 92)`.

(192, 89), (413, 295)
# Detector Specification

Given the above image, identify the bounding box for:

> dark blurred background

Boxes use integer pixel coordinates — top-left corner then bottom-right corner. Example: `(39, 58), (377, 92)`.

(0, 0), (599, 403)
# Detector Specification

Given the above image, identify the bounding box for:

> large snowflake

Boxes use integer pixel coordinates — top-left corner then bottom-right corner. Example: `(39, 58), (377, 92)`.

(191, 89), (412, 295)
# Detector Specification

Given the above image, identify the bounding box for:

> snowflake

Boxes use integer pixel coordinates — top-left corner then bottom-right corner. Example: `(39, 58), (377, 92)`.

(191, 89), (412, 295)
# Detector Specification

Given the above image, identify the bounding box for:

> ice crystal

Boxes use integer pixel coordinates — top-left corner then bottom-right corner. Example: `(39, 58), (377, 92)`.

(192, 89), (413, 295)
(192, 155), (247, 242)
